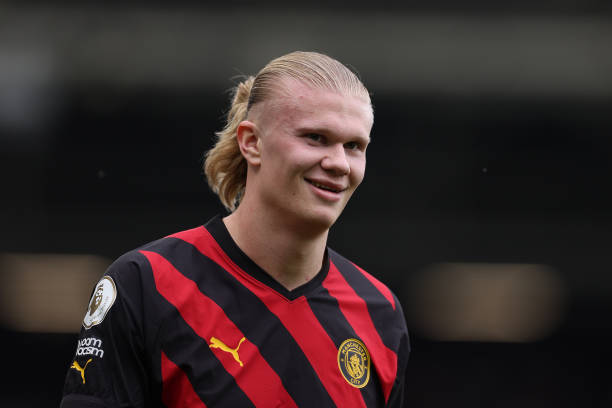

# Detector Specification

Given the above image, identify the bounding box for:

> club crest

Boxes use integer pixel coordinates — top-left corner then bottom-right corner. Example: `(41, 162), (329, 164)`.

(83, 276), (116, 329)
(337, 338), (371, 388)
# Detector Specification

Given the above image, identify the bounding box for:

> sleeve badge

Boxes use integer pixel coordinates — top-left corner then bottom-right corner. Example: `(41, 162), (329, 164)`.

(83, 276), (117, 329)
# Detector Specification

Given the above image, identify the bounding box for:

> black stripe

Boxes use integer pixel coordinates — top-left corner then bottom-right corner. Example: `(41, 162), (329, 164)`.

(329, 250), (412, 405)
(60, 394), (109, 408)
(138, 253), (254, 408)
(307, 282), (385, 407)
(143, 236), (336, 408)
(328, 250), (409, 361)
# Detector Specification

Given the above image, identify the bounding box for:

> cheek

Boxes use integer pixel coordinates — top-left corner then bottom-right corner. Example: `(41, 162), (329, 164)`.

(350, 158), (366, 186)
(279, 146), (321, 171)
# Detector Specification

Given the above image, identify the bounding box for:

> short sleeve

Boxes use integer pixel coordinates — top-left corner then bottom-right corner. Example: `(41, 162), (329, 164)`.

(60, 252), (151, 408)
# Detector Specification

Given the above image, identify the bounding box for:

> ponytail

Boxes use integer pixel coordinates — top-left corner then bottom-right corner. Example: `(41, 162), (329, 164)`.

(204, 76), (254, 211)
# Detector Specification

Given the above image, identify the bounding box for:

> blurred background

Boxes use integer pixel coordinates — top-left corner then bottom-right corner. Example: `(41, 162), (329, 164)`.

(1, 1), (611, 406)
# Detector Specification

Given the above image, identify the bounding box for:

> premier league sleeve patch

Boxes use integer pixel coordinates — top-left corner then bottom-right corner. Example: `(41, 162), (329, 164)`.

(83, 276), (117, 329)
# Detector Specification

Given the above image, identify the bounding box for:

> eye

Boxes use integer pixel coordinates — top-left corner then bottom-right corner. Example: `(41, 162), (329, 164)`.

(344, 141), (360, 150)
(345, 140), (369, 152)
(305, 133), (325, 143)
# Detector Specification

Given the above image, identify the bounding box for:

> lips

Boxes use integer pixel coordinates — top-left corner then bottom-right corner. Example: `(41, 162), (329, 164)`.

(305, 178), (346, 193)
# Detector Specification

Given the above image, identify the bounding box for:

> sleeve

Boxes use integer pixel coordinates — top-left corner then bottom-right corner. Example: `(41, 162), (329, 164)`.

(60, 252), (152, 408)
(385, 295), (411, 408)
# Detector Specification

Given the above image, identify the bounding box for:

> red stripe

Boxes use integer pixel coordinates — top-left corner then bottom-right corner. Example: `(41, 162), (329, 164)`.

(161, 351), (207, 408)
(170, 228), (367, 408)
(141, 250), (297, 408)
(324, 262), (399, 403)
(351, 262), (396, 310)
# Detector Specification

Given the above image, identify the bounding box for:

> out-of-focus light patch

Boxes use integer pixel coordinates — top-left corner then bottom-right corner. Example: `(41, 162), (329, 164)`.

(0, 50), (58, 135)
(406, 263), (566, 342)
(0, 253), (110, 333)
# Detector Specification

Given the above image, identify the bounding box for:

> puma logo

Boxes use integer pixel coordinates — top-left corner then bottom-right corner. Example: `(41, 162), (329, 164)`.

(209, 336), (246, 367)
(71, 359), (92, 384)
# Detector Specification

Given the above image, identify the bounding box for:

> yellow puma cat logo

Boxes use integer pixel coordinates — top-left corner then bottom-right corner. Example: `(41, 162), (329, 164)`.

(209, 336), (246, 367)
(71, 359), (92, 384)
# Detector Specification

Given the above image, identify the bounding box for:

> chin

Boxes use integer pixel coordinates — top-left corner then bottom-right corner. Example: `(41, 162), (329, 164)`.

(300, 207), (343, 232)
(270, 195), (345, 234)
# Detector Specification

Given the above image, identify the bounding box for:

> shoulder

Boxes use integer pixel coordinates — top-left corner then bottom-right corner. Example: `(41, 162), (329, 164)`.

(106, 224), (210, 279)
(92, 226), (205, 309)
(81, 225), (208, 333)
(101, 242), (158, 292)
(328, 248), (400, 312)
(327, 248), (411, 366)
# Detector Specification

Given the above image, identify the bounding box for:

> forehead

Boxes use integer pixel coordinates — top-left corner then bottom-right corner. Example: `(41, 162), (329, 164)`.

(255, 79), (373, 138)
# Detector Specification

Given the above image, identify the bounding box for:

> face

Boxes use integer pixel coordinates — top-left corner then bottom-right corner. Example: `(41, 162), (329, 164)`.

(245, 80), (373, 232)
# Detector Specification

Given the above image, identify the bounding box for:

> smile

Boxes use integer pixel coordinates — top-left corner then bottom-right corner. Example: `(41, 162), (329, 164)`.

(305, 179), (345, 194)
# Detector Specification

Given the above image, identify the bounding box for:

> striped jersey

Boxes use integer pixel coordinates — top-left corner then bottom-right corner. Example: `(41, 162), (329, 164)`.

(61, 215), (410, 407)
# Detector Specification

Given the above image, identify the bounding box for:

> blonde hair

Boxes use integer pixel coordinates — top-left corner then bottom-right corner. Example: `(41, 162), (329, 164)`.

(204, 51), (371, 211)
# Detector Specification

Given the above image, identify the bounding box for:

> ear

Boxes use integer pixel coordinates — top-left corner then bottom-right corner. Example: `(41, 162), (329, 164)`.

(236, 120), (262, 166)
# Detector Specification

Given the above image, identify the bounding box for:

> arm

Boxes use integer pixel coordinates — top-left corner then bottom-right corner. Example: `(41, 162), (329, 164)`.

(61, 253), (151, 408)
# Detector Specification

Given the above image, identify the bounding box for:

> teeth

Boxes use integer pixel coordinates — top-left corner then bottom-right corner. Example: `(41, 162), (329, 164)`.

(310, 181), (339, 192)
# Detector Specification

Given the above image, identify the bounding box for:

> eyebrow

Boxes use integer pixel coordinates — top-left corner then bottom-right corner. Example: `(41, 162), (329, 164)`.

(295, 126), (371, 144)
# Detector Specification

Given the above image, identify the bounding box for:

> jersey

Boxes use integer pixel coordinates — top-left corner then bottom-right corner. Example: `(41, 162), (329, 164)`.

(61, 215), (410, 407)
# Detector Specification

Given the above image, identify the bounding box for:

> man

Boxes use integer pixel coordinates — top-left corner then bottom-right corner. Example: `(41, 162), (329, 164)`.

(61, 51), (409, 407)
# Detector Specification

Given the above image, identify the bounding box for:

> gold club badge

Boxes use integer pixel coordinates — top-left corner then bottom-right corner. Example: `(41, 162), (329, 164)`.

(337, 338), (371, 388)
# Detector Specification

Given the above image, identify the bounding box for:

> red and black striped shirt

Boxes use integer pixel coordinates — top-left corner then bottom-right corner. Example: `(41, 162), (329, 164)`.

(61, 215), (410, 407)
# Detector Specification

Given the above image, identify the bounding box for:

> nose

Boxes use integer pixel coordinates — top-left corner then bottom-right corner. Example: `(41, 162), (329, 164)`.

(321, 144), (350, 175)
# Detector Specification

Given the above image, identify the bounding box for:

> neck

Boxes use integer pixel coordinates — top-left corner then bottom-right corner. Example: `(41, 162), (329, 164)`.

(223, 202), (329, 291)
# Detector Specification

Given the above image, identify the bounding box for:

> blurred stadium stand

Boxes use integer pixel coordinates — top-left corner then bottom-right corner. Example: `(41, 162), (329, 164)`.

(1, 2), (611, 407)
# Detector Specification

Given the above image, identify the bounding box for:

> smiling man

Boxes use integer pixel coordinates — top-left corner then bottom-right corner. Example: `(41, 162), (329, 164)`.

(61, 51), (409, 408)
(221, 77), (372, 290)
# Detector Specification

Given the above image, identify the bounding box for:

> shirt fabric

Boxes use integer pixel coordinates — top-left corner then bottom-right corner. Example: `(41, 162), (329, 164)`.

(61, 215), (410, 407)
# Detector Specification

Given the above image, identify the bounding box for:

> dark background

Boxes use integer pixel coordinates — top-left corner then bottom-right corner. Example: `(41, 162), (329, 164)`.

(1, 2), (611, 407)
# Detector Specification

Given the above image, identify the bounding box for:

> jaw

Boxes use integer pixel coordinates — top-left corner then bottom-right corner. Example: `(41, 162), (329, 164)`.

(302, 184), (355, 228)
